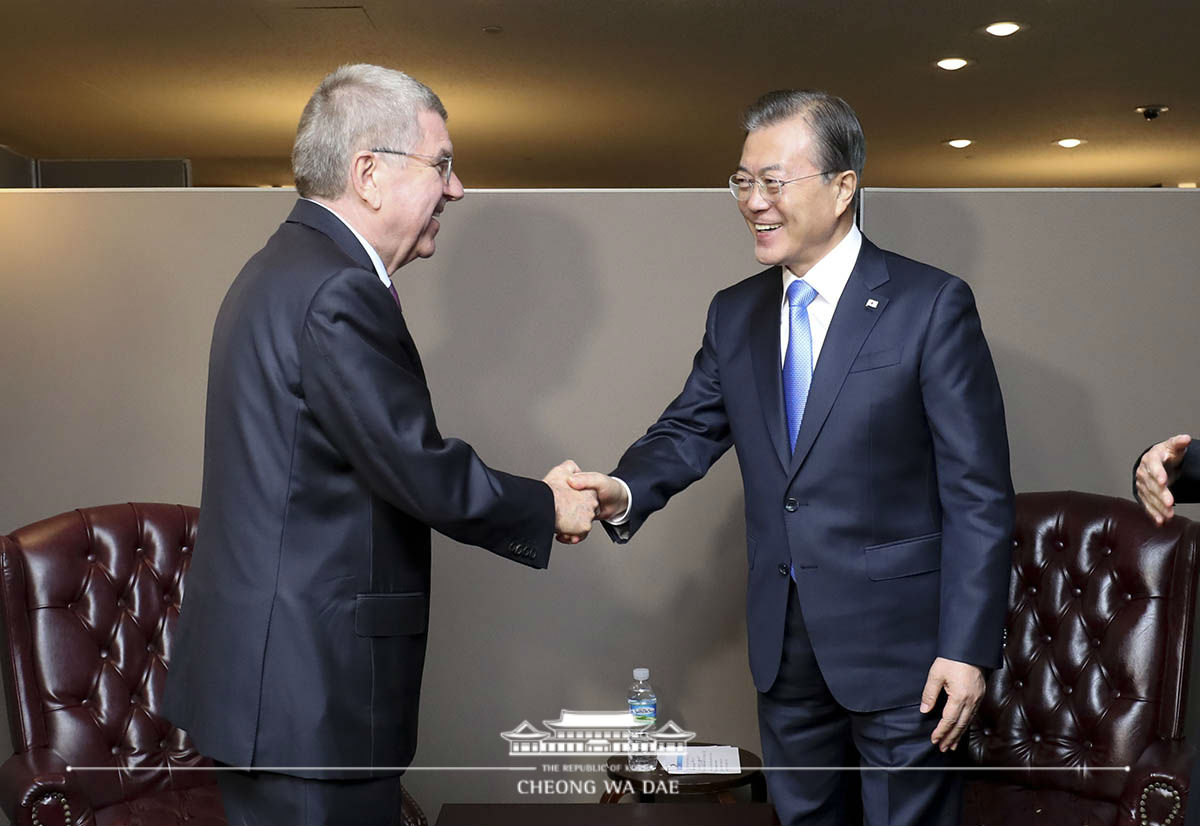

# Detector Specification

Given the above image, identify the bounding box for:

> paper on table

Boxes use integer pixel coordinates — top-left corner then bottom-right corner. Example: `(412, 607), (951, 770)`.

(658, 745), (741, 774)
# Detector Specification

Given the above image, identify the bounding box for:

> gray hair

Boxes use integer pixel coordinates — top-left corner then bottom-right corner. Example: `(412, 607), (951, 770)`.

(742, 90), (865, 210)
(292, 63), (447, 199)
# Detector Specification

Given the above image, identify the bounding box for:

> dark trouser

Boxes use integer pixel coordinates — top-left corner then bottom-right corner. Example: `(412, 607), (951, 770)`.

(215, 766), (408, 826)
(757, 582), (963, 826)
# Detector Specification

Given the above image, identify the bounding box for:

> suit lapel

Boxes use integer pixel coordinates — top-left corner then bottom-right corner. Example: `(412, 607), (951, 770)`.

(286, 198), (427, 378)
(285, 198), (377, 273)
(788, 239), (891, 477)
(748, 268), (792, 471)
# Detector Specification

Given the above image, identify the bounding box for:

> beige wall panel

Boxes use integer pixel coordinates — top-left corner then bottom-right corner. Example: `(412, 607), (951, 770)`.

(0, 187), (1197, 819)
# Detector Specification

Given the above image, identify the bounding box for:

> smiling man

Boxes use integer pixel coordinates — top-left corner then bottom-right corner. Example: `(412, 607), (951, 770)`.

(163, 64), (597, 825)
(570, 90), (1015, 825)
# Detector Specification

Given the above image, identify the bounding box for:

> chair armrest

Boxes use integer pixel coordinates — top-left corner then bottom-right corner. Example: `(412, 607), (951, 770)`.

(0, 749), (95, 826)
(1117, 738), (1192, 826)
(400, 781), (428, 826)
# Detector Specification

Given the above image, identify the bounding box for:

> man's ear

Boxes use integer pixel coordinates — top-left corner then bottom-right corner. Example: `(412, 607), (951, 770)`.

(832, 169), (858, 219)
(348, 151), (384, 210)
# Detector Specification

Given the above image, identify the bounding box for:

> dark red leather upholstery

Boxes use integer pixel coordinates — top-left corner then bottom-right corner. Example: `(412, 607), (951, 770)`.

(0, 504), (224, 826)
(0, 503), (429, 826)
(964, 491), (1200, 826)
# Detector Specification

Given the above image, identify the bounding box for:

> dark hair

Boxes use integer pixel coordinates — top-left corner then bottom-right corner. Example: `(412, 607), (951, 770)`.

(742, 90), (865, 210)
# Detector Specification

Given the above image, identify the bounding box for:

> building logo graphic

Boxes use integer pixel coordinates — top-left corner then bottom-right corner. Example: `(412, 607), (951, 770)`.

(501, 710), (695, 757)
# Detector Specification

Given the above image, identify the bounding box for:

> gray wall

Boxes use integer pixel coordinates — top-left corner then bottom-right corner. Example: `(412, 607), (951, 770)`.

(0, 187), (1197, 819)
(861, 188), (1200, 508)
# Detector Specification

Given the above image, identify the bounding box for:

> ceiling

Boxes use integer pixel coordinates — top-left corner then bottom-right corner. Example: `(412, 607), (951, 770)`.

(2, 0), (1197, 188)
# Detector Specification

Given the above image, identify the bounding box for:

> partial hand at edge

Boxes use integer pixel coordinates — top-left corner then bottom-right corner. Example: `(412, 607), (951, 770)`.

(568, 471), (629, 523)
(920, 656), (985, 753)
(543, 460), (598, 544)
(1136, 434), (1192, 525)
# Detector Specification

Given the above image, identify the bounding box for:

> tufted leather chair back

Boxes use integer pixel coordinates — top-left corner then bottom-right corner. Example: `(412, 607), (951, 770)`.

(0, 503), (224, 824)
(965, 491), (1200, 825)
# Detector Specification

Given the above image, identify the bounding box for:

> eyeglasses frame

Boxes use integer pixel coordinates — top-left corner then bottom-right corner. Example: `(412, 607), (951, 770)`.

(370, 148), (454, 183)
(728, 169), (836, 202)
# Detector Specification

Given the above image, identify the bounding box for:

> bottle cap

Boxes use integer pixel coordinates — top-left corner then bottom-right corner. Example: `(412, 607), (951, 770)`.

(633, 668), (649, 681)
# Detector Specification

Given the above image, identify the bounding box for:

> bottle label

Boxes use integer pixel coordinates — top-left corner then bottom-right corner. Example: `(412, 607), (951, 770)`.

(628, 699), (656, 722)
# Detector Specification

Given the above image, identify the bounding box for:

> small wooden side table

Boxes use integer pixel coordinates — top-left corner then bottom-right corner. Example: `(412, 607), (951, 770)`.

(600, 745), (767, 804)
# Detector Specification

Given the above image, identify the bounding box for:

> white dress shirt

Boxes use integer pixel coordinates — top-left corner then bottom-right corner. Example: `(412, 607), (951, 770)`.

(779, 224), (862, 366)
(608, 224), (863, 526)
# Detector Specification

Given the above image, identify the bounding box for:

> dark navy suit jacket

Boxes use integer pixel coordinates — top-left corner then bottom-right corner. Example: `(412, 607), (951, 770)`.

(1176, 450), (1200, 502)
(164, 199), (554, 776)
(607, 237), (1015, 711)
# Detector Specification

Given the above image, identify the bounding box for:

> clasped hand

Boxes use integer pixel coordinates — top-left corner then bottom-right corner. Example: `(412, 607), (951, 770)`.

(542, 464), (629, 544)
(542, 460), (599, 543)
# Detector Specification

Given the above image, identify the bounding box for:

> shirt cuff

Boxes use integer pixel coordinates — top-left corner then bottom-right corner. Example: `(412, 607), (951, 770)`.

(605, 477), (633, 525)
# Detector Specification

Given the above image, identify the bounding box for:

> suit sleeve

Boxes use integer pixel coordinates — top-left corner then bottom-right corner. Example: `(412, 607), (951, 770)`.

(918, 277), (1015, 669)
(299, 267), (554, 567)
(604, 295), (733, 543)
(1172, 447), (1200, 503)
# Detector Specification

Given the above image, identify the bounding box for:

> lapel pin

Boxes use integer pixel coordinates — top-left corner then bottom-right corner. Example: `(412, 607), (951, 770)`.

(865, 298), (879, 309)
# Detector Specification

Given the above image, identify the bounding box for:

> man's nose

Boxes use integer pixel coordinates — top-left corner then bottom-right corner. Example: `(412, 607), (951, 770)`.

(445, 171), (465, 201)
(745, 183), (771, 211)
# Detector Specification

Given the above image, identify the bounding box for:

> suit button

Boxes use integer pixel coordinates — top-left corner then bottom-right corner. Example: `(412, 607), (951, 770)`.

(777, 563), (789, 576)
(784, 498), (799, 512)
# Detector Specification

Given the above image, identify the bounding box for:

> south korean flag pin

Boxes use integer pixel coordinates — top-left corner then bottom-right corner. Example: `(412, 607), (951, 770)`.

(865, 298), (879, 310)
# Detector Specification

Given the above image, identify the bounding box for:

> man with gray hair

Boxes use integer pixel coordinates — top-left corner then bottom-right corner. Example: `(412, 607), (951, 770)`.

(164, 64), (596, 825)
(570, 90), (1014, 824)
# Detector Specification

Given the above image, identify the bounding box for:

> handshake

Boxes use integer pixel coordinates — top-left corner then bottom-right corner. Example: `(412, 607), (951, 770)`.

(542, 460), (627, 544)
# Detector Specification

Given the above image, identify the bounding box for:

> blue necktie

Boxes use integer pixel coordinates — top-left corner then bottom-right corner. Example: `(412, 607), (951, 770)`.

(783, 280), (818, 453)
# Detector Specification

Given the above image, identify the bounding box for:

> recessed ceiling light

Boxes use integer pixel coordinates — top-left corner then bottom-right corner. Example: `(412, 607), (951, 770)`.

(1179, 182), (1198, 189)
(985, 22), (1022, 37)
(936, 58), (971, 71)
(946, 139), (973, 149)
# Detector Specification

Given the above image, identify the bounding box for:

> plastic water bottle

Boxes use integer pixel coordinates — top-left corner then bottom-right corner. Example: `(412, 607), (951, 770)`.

(626, 667), (657, 771)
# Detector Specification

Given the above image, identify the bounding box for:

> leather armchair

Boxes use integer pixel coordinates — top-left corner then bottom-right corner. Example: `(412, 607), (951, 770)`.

(0, 503), (429, 826)
(964, 491), (1200, 826)
(0, 503), (223, 825)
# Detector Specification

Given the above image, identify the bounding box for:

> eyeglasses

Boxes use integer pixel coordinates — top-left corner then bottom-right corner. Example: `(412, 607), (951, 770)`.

(728, 170), (832, 202)
(370, 148), (454, 183)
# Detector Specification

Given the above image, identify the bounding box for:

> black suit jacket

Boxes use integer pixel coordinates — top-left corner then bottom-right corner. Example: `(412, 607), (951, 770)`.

(606, 238), (1014, 709)
(1177, 448), (1200, 502)
(164, 199), (554, 776)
